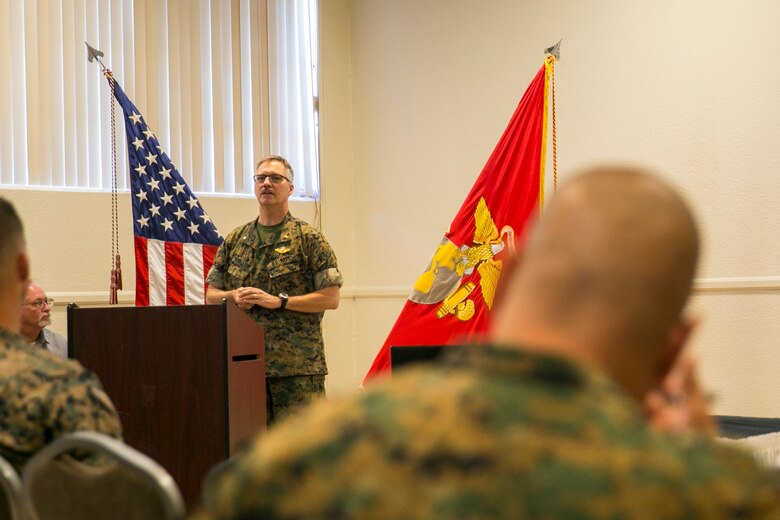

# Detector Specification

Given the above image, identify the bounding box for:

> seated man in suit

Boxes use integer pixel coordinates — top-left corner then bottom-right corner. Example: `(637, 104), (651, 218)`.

(0, 197), (122, 472)
(195, 166), (780, 519)
(20, 281), (68, 359)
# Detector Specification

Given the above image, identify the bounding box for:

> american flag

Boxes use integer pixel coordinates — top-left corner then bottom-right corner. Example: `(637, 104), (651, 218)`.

(110, 77), (223, 306)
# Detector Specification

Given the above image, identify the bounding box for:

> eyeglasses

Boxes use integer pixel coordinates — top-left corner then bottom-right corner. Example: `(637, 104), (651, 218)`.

(26, 298), (54, 309)
(253, 174), (290, 184)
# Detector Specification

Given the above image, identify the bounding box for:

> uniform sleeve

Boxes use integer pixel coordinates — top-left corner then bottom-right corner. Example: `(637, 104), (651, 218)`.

(306, 230), (343, 290)
(206, 237), (232, 289)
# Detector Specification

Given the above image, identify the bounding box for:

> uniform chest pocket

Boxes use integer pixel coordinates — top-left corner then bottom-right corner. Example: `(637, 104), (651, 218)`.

(268, 260), (301, 279)
(227, 262), (250, 283)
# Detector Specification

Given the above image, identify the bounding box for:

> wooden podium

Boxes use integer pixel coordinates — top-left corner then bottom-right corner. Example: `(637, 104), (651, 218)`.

(67, 301), (265, 509)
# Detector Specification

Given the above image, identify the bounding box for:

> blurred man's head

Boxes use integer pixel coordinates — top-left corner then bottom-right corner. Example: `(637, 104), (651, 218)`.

(0, 197), (29, 332)
(491, 165), (699, 402)
(20, 282), (53, 342)
(0, 197), (26, 274)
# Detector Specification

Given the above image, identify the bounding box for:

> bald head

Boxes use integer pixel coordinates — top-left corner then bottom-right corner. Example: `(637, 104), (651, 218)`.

(0, 197), (30, 332)
(0, 197), (25, 267)
(491, 166), (699, 399)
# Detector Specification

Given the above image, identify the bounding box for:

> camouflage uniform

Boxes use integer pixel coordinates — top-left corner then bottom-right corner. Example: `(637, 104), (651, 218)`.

(197, 345), (780, 520)
(207, 213), (342, 421)
(0, 327), (122, 473)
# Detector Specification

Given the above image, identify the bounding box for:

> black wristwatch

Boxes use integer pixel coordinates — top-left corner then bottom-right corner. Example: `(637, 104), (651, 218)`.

(278, 293), (289, 310)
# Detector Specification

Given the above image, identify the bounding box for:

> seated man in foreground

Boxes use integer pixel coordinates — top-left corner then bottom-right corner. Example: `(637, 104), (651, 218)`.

(195, 166), (780, 519)
(0, 197), (123, 472)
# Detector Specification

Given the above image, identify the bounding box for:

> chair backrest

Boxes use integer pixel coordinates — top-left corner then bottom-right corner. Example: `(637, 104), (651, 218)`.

(21, 431), (185, 520)
(0, 454), (22, 520)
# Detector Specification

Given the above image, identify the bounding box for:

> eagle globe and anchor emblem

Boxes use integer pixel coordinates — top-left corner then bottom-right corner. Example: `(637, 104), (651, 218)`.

(409, 197), (515, 321)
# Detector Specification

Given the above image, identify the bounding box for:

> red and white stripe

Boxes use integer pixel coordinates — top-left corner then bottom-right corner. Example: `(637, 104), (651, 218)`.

(134, 237), (218, 306)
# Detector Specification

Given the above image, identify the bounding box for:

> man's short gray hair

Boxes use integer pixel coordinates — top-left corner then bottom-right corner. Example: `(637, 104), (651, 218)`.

(256, 155), (294, 182)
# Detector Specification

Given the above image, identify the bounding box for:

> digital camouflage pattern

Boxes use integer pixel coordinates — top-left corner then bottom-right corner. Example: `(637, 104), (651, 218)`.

(196, 345), (780, 520)
(267, 374), (326, 423)
(207, 213), (343, 377)
(0, 328), (122, 472)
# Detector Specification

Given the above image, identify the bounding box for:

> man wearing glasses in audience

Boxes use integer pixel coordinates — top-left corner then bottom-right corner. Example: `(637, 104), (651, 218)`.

(20, 282), (68, 359)
(206, 155), (343, 426)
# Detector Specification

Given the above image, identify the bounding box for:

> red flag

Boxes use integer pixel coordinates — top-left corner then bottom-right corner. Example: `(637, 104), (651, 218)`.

(364, 58), (554, 382)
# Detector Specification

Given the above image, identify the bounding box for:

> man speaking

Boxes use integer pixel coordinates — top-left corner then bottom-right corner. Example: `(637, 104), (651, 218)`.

(206, 155), (342, 425)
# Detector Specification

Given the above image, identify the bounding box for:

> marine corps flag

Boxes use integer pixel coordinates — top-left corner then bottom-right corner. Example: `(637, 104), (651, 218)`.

(364, 56), (557, 382)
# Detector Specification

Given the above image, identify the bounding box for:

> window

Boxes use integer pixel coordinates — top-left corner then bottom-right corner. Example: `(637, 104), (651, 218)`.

(0, 0), (320, 199)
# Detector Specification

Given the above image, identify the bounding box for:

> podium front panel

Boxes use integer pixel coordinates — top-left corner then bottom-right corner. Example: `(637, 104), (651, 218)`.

(68, 303), (264, 510)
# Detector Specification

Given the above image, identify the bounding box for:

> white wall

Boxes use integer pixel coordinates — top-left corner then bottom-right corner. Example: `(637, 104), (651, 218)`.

(326, 0), (780, 415)
(2, 0), (779, 417)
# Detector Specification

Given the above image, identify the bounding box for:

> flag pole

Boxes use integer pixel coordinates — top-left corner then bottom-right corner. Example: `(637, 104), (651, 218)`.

(86, 42), (123, 304)
(541, 40), (561, 211)
(545, 40), (560, 193)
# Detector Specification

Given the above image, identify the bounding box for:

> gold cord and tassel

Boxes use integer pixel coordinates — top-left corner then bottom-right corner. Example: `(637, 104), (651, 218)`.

(106, 69), (122, 304)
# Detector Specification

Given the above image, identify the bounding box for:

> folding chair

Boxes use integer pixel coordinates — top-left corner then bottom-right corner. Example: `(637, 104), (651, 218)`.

(0, 454), (22, 520)
(21, 431), (185, 520)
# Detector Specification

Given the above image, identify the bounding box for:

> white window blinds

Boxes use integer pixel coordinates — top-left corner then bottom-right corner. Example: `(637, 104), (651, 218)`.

(0, 0), (320, 198)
